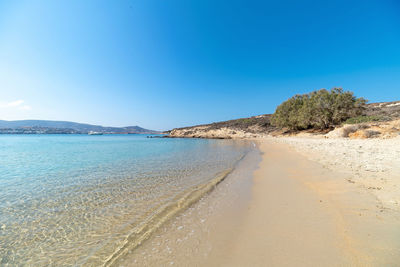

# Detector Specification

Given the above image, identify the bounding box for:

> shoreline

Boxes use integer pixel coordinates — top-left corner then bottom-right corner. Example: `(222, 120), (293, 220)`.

(115, 143), (261, 266)
(0, 136), (255, 266)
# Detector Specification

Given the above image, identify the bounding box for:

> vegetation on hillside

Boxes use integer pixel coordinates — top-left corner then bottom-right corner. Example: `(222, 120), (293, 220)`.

(173, 115), (273, 133)
(271, 88), (367, 130)
(344, 115), (385, 124)
(169, 91), (399, 138)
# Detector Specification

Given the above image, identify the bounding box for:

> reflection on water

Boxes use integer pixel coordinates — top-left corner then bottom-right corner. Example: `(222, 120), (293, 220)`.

(0, 134), (251, 266)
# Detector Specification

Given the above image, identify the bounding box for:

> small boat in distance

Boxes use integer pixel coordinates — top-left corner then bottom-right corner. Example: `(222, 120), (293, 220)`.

(88, 131), (103, 135)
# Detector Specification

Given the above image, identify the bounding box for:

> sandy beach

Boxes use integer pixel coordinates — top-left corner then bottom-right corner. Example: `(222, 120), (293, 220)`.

(209, 140), (351, 266)
(117, 137), (400, 266)
(3, 1), (399, 265)
(223, 139), (400, 266)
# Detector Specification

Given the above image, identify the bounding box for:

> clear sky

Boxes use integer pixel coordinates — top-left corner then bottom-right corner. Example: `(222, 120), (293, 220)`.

(0, 0), (399, 130)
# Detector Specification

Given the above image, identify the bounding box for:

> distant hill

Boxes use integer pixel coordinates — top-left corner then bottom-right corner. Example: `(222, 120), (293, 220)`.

(0, 120), (159, 134)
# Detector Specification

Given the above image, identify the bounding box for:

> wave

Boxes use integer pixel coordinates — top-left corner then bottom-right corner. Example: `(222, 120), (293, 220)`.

(100, 167), (236, 266)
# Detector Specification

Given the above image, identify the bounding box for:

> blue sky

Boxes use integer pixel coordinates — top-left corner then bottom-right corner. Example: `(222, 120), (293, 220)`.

(0, 0), (399, 130)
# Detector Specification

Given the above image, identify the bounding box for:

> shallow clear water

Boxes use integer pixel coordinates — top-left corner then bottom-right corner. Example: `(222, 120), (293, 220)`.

(0, 134), (252, 266)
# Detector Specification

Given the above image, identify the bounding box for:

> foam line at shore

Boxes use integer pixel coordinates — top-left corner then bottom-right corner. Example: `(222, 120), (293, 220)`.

(102, 168), (235, 266)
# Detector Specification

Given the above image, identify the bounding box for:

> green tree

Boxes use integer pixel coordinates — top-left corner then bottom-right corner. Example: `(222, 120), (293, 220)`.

(271, 88), (366, 130)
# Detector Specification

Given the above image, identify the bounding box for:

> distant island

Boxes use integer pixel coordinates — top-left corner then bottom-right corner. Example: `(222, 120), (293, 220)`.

(0, 120), (160, 134)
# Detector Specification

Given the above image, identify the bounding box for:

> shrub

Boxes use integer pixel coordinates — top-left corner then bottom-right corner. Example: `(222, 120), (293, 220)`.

(364, 130), (381, 138)
(344, 115), (383, 124)
(341, 124), (368, 137)
(341, 125), (359, 137)
(271, 88), (367, 130)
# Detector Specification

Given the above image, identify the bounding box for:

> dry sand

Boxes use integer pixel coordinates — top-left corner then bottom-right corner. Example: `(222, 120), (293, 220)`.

(272, 136), (400, 210)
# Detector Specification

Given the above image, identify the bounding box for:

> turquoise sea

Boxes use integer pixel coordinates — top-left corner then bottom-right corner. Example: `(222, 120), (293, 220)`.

(0, 134), (253, 266)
